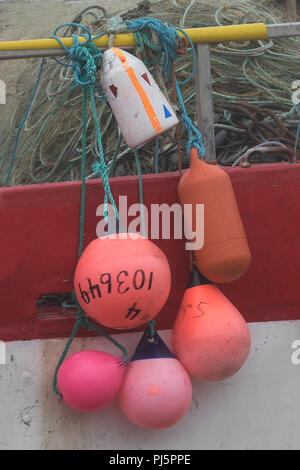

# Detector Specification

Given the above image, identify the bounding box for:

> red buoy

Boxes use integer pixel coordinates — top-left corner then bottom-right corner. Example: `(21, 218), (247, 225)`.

(74, 232), (171, 329)
(172, 265), (251, 381)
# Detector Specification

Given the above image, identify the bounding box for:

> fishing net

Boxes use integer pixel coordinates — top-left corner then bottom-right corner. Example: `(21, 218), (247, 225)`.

(1, 0), (300, 186)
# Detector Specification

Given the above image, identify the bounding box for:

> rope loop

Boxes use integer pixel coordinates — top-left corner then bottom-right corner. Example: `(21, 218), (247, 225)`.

(126, 17), (205, 157)
(126, 17), (180, 77)
(51, 23), (103, 86)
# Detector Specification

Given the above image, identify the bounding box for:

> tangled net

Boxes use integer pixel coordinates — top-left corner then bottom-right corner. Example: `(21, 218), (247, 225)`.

(1, 0), (300, 186)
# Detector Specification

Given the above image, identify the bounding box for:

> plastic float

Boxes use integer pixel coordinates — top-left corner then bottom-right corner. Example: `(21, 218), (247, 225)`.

(57, 350), (126, 412)
(178, 148), (251, 284)
(100, 48), (178, 149)
(74, 231), (171, 329)
(172, 265), (251, 381)
(118, 328), (192, 429)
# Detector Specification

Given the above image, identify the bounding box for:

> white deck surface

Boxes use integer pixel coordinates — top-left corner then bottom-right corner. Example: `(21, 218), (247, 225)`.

(1, 320), (300, 450)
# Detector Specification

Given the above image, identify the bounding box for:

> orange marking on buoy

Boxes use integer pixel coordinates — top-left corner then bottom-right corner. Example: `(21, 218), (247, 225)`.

(112, 47), (162, 134)
(146, 384), (165, 396)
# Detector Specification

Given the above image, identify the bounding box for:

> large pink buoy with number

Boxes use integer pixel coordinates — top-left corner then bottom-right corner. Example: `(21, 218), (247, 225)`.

(118, 329), (192, 429)
(74, 231), (171, 329)
(172, 265), (251, 382)
(57, 350), (125, 413)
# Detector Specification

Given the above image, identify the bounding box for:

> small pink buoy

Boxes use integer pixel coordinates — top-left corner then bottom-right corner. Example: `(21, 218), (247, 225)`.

(57, 350), (125, 412)
(118, 329), (192, 429)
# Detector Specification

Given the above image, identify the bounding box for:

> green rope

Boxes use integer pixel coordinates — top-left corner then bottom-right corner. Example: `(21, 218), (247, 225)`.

(52, 301), (129, 397)
(52, 305), (82, 396)
(108, 133), (123, 177)
(147, 319), (156, 339)
(52, 29), (128, 398)
(89, 84), (119, 222)
(133, 30), (162, 67)
(78, 86), (88, 259)
(134, 149), (158, 340)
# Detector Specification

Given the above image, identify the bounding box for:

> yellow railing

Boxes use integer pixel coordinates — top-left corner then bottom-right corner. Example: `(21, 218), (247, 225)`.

(0, 23), (268, 52)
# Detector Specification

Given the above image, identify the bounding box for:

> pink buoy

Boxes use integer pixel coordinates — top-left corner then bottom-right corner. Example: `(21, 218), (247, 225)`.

(74, 232), (171, 329)
(118, 329), (192, 429)
(57, 350), (125, 412)
(172, 265), (251, 381)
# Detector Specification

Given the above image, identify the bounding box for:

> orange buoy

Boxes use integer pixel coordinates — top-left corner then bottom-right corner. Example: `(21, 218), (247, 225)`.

(172, 265), (251, 381)
(178, 148), (251, 283)
(74, 232), (171, 329)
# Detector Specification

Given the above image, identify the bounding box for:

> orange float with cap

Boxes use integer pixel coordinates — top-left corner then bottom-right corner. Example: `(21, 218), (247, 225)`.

(178, 148), (251, 283)
(172, 264), (251, 381)
(74, 224), (171, 329)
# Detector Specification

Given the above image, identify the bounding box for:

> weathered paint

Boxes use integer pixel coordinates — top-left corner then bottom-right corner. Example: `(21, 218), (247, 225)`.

(0, 322), (300, 450)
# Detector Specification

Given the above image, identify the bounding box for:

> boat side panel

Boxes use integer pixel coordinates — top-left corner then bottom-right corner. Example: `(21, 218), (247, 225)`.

(0, 163), (299, 341)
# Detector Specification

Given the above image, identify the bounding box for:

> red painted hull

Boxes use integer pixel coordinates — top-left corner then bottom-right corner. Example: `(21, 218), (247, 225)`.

(1, 163), (299, 341)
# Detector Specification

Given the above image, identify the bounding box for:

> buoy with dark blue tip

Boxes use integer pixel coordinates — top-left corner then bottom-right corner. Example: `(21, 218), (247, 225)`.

(172, 264), (251, 382)
(118, 327), (192, 429)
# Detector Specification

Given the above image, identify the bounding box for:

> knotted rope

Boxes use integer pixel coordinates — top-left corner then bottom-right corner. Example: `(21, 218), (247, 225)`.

(126, 17), (205, 158)
(50, 24), (128, 397)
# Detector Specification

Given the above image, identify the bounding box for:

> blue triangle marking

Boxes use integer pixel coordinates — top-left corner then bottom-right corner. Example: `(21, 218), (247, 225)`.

(163, 104), (172, 119)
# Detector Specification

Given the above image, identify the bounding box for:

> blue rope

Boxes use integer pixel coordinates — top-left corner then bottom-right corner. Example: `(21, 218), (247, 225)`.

(126, 17), (205, 158)
(175, 26), (197, 86)
(175, 78), (205, 157)
(3, 59), (45, 185)
(51, 23), (92, 53)
(51, 24), (103, 86)
(52, 23), (119, 220)
(126, 18), (180, 77)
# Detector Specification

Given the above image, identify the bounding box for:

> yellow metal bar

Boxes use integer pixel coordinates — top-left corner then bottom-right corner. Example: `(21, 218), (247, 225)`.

(183, 23), (267, 44)
(0, 23), (268, 52)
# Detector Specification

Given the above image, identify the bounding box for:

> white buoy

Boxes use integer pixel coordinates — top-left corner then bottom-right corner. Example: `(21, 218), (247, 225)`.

(100, 47), (179, 149)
